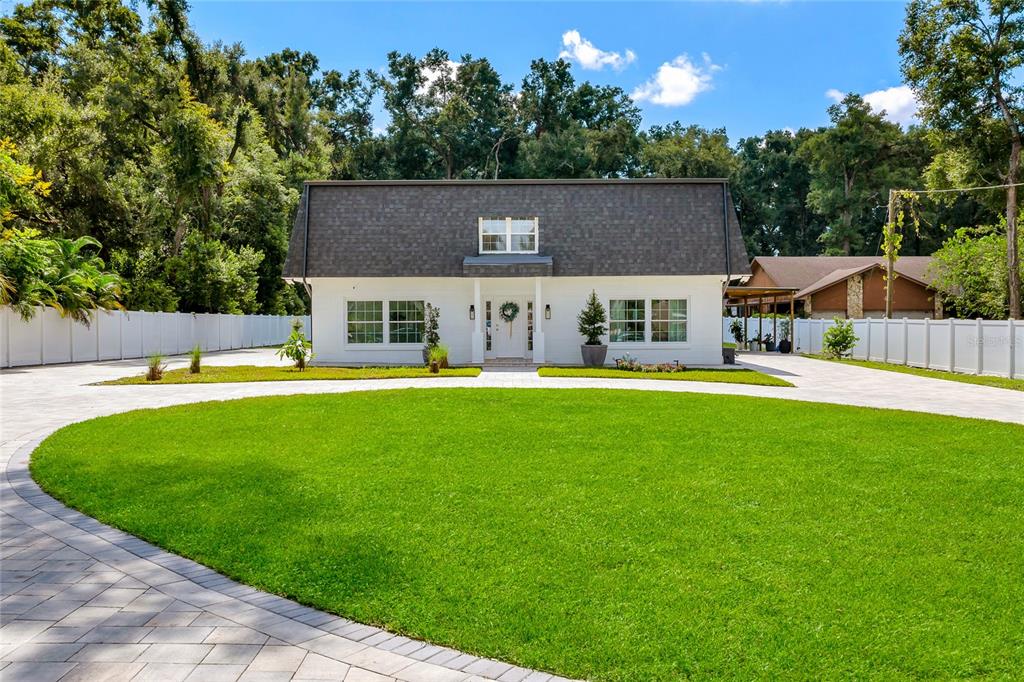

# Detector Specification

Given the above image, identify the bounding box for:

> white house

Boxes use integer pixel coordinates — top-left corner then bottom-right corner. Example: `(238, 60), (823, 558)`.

(282, 179), (749, 366)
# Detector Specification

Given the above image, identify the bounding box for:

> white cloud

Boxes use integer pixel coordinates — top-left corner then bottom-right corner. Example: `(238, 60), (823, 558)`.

(863, 85), (919, 126)
(559, 30), (636, 71)
(630, 53), (720, 106)
(825, 85), (919, 126)
(417, 60), (460, 95)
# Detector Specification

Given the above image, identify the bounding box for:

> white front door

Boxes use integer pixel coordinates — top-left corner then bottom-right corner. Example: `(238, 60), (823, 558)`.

(488, 298), (528, 358)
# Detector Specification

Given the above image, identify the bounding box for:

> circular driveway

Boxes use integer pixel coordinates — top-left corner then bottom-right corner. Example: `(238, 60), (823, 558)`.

(1, 350), (1021, 681)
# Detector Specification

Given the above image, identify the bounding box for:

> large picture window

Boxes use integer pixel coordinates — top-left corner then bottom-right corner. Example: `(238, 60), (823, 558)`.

(388, 300), (424, 344)
(652, 299), (687, 342)
(347, 301), (383, 344)
(479, 217), (538, 254)
(609, 299), (645, 343)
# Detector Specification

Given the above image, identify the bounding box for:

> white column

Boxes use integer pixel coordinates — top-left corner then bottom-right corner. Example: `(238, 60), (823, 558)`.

(471, 278), (484, 364)
(533, 277), (545, 364)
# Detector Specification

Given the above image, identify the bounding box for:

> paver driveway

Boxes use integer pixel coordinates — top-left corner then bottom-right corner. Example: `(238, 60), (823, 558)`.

(1, 350), (1021, 681)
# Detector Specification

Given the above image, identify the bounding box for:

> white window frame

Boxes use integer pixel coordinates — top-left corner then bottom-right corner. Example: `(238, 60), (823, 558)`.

(345, 299), (426, 348)
(606, 296), (692, 347)
(651, 298), (688, 343)
(478, 217), (539, 255)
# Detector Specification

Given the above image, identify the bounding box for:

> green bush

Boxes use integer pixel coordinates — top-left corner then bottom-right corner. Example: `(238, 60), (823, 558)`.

(822, 318), (857, 358)
(729, 318), (744, 345)
(277, 319), (314, 370)
(145, 353), (165, 381)
(189, 344), (202, 374)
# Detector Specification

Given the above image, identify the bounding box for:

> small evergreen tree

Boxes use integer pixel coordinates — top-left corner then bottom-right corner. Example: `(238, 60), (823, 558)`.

(577, 290), (607, 345)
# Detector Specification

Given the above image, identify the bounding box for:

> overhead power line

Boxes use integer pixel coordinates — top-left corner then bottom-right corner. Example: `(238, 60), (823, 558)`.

(904, 181), (1024, 194)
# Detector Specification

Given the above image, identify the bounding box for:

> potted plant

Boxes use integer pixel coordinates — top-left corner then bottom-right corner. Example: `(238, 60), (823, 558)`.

(422, 303), (440, 364)
(778, 319), (792, 354)
(577, 290), (608, 367)
(428, 344), (449, 370)
(763, 333), (775, 352)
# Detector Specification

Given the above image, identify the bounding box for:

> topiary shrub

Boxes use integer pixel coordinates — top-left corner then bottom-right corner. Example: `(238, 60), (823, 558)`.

(822, 318), (857, 358)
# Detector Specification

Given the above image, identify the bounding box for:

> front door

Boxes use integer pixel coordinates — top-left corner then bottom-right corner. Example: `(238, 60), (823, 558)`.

(488, 298), (528, 358)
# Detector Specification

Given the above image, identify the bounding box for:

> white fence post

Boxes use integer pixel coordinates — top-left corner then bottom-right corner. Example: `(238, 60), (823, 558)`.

(949, 318), (956, 372)
(923, 317), (930, 370)
(1010, 319), (1016, 380)
(976, 318), (983, 375)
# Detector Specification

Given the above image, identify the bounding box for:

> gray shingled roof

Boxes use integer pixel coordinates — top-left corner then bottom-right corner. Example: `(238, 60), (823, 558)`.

(283, 179), (750, 279)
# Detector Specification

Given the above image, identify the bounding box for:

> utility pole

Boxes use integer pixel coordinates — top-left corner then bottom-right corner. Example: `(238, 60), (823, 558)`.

(885, 189), (896, 320)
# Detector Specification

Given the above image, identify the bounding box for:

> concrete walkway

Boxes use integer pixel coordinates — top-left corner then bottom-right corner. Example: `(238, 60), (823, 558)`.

(2, 352), (1021, 682)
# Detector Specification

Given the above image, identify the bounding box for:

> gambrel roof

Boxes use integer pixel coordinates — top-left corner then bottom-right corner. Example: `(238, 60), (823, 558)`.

(283, 179), (750, 279)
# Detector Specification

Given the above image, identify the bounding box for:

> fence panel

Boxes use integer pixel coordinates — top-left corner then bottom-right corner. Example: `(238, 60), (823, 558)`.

(2, 306), (304, 368)
(793, 317), (1018, 379)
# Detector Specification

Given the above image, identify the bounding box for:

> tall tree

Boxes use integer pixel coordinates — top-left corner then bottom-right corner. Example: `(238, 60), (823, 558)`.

(900, 0), (1024, 317)
(733, 129), (825, 256)
(799, 94), (913, 255)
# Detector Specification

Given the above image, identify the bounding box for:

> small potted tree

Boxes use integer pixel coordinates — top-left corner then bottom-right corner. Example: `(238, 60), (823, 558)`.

(763, 332), (775, 352)
(778, 319), (792, 354)
(577, 290), (608, 367)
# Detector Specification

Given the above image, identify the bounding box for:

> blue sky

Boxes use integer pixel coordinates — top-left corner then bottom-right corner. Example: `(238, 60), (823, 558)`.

(187, 1), (913, 141)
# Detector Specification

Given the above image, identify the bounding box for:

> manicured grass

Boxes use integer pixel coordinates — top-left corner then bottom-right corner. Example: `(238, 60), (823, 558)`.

(722, 342), (737, 349)
(806, 355), (1024, 392)
(538, 366), (793, 386)
(32, 390), (1024, 680)
(101, 365), (480, 385)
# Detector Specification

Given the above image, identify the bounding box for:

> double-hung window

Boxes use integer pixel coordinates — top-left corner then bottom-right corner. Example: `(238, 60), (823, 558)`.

(652, 299), (687, 342)
(388, 300), (424, 344)
(609, 300), (645, 343)
(347, 301), (383, 344)
(479, 217), (538, 254)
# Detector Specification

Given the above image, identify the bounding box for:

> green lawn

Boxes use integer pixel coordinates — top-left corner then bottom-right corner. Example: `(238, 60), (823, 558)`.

(32, 389), (1024, 680)
(538, 366), (793, 386)
(101, 365), (480, 385)
(806, 355), (1024, 392)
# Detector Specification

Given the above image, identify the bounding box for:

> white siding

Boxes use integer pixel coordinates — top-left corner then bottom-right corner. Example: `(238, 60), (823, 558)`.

(308, 275), (726, 366)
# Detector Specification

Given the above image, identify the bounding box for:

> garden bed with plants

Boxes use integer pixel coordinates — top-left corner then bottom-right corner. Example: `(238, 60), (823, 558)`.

(101, 365), (480, 385)
(32, 389), (1024, 681)
(537, 366), (793, 386)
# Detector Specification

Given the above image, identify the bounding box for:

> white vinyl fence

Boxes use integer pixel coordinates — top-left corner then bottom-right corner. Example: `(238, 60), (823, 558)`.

(723, 316), (792, 343)
(794, 317), (1022, 379)
(1, 306), (310, 368)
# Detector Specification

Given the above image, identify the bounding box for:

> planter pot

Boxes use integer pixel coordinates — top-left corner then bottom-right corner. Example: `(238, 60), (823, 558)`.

(765, 341), (776, 352)
(778, 339), (792, 354)
(422, 347), (430, 365)
(722, 347), (736, 365)
(580, 344), (608, 367)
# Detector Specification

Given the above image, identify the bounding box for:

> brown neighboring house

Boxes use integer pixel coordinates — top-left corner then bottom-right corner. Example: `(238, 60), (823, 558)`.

(747, 256), (942, 319)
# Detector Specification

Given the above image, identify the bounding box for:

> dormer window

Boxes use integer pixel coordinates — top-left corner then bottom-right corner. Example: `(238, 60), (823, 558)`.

(479, 217), (538, 254)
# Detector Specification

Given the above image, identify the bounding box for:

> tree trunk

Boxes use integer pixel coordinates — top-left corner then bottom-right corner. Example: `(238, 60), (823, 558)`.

(1008, 136), (1020, 319)
(885, 189), (896, 319)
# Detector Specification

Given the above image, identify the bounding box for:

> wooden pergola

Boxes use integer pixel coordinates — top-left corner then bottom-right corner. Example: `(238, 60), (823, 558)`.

(724, 286), (799, 351)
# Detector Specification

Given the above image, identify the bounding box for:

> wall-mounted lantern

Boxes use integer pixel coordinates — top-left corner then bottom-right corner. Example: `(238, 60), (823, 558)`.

(469, 304), (476, 320)
(544, 304), (551, 320)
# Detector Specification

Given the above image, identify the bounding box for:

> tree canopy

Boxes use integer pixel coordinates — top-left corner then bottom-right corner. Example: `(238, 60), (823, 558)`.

(0, 0), (1017, 316)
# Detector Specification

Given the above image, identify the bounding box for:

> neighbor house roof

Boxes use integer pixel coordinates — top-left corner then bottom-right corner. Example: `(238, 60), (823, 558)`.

(283, 179), (750, 279)
(753, 256), (934, 294)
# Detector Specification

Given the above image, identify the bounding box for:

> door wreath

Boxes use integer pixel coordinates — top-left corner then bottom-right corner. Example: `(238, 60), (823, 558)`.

(498, 301), (520, 323)
(499, 301), (519, 337)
